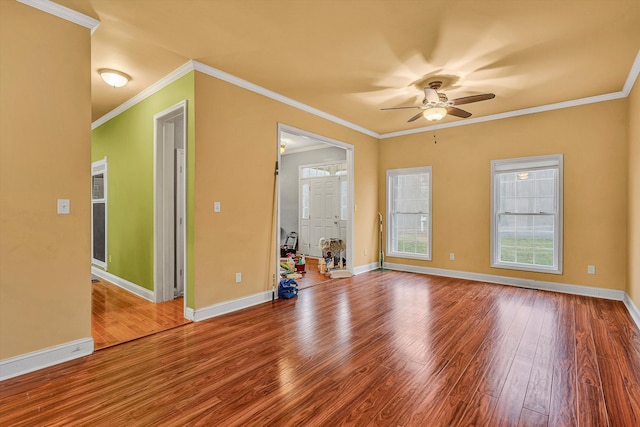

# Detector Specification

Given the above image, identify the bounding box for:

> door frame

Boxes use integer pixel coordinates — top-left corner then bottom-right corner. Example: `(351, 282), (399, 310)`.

(153, 100), (188, 313)
(91, 157), (108, 269)
(276, 123), (354, 274)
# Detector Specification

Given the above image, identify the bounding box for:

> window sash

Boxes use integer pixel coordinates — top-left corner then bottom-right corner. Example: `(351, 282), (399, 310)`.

(386, 167), (432, 260)
(491, 154), (562, 274)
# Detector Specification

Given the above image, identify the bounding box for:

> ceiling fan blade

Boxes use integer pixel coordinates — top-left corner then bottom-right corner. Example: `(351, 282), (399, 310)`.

(407, 112), (424, 122)
(381, 106), (421, 110)
(447, 106), (472, 118)
(450, 93), (495, 105)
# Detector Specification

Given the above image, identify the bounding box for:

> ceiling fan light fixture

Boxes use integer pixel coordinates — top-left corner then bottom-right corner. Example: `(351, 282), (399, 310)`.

(423, 107), (447, 121)
(99, 69), (130, 88)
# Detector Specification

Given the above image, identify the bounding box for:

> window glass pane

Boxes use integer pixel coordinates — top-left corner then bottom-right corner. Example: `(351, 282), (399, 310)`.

(301, 183), (309, 219)
(388, 168), (431, 259)
(92, 174), (104, 200)
(497, 213), (556, 268)
(340, 181), (347, 220)
(92, 203), (106, 262)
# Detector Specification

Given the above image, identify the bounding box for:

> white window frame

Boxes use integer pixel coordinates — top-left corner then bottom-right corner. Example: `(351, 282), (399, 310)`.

(386, 166), (432, 261)
(91, 158), (108, 269)
(490, 154), (563, 274)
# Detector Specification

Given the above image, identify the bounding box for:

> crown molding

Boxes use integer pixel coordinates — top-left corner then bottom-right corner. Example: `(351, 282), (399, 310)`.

(92, 49), (639, 138)
(17, 0), (100, 32)
(92, 61), (195, 129)
(191, 60), (379, 139)
(623, 50), (640, 96)
(379, 91), (627, 139)
(380, 49), (640, 139)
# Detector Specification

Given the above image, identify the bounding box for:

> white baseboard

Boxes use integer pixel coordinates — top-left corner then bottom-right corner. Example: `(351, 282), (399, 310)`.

(354, 262), (379, 275)
(91, 267), (155, 302)
(0, 337), (93, 381)
(191, 291), (274, 322)
(623, 294), (640, 330)
(384, 262), (627, 301)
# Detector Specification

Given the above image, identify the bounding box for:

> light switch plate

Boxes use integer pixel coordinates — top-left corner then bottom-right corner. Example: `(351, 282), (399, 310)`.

(57, 199), (70, 214)
(214, 201), (221, 213)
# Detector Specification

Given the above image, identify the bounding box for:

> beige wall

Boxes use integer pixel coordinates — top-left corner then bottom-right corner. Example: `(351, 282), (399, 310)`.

(193, 71), (378, 308)
(0, 2), (92, 358)
(379, 99), (629, 291)
(629, 79), (640, 308)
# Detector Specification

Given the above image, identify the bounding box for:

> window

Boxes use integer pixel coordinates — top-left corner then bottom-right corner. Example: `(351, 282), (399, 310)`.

(92, 159), (107, 268)
(386, 166), (432, 260)
(491, 154), (563, 274)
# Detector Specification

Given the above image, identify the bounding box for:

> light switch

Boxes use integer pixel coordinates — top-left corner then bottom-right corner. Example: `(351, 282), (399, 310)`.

(57, 199), (70, 215)
(214, 201), (221, 213)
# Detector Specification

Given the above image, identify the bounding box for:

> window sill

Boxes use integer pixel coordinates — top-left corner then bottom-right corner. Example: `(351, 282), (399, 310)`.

(387, 252), (432, 261)
(491, 262), (562, 275)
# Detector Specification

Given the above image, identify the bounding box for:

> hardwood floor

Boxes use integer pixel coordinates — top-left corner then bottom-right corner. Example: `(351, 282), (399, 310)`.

(92, 279), (191, 350)
(294, 257), (335, 289)
(2, 271), (639, 426)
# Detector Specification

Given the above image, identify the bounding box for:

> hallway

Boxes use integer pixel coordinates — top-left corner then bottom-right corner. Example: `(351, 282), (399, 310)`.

(92, 279), (191, 350)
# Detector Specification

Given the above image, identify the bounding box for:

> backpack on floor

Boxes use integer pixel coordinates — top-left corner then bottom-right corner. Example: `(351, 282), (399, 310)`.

(278, 278), (298, 299)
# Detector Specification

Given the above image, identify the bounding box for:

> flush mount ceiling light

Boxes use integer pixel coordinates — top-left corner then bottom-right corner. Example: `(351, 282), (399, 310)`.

(98, 69), (130, 88)
(423, 107), (447, 121)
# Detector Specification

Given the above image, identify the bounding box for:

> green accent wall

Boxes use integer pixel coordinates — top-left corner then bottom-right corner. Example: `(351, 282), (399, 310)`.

(92, 72), (195, 307)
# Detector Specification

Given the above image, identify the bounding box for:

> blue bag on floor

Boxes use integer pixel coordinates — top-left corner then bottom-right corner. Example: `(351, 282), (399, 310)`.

(278, 278), (298, 299)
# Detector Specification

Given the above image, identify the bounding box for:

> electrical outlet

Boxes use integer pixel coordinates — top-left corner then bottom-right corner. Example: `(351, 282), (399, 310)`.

(587, 265), (596, 275)
(235, 272), (242, 283)
(109, 254), (112, 262)
(364, 249), (368, 256)
(450, 253), (455, 261)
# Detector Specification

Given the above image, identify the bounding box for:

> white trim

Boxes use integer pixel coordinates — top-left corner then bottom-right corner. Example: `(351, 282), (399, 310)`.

(90, 49), (640, 139)
(193, 61), (378, 138)
(92, 62), (195, 129)
(0, 337), (93, 381)
(490, 154), (563, 274)
(91, 158), (107, 269)
(622, 50), (640, 96)
(91, 266), (155, 302)
(190, 291), (273, 322)
(623, 294), (640, 330)
(384, 262), (626, 301)
(153, 101), (188, 306)
(277, 123), (355, 276)
(353, 262), (379, 275)
(282, 144), (333, 156)
(386, 166), (433, 261)
(17, 0), (100, 32)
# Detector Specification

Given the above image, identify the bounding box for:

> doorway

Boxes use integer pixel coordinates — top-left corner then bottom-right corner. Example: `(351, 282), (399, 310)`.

(154, 101), (187, 308)
(277, 124), (354, 288)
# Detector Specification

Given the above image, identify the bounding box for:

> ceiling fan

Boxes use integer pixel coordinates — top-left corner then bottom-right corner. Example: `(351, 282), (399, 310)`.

(381, 81), (495, 122)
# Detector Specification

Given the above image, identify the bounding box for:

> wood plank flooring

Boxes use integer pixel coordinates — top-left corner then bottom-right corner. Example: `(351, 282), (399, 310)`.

(294, 257), (335, 289)
(2, 271), (639, 426)
(92, 279), (191, 350)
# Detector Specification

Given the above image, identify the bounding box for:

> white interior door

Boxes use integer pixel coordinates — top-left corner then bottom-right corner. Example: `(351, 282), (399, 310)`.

(300, 176), (340, 257)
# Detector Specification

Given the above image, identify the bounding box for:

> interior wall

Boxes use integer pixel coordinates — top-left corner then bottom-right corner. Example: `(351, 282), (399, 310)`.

(628, 78), (640, 308)
(193, 71), (379, 309)
(379, 99), (629, 291)
(280, 145), (347, 244)
(0, 2), (92, 359)
(91, 73), (195, 300)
